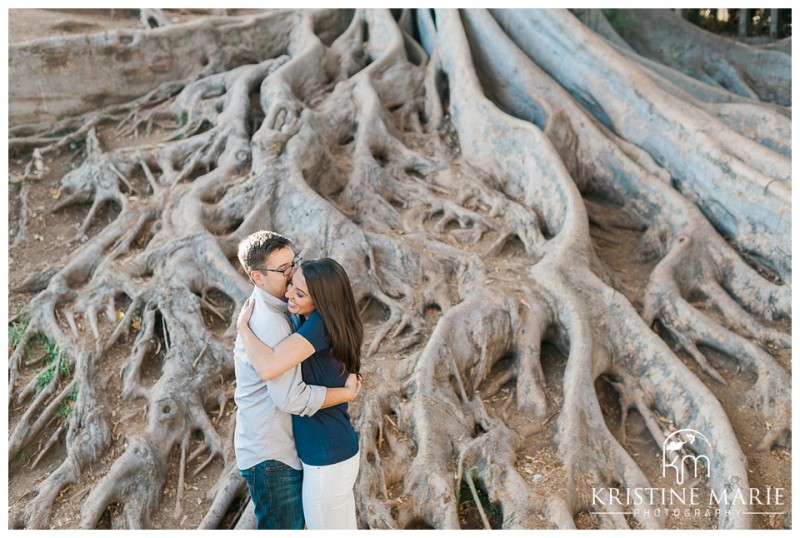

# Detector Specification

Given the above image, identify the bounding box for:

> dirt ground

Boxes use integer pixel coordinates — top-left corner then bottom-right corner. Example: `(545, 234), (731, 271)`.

(6, 8), (792, 530)
(6, 9), (245, 530)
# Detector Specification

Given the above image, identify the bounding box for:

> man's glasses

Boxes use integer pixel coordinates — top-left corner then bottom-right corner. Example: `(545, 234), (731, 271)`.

(260, 256), (303, 275)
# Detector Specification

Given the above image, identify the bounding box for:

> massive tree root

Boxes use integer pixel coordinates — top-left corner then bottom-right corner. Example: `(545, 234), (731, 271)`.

(8, 8), (790, 530)
(611, 9), (791, 106)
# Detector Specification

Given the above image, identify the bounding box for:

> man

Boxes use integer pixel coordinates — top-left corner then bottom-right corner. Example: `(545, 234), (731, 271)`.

(234, 230), (360, 529)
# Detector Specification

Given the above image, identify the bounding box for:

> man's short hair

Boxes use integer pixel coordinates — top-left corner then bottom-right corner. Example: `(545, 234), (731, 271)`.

(237, 231), (292, 273)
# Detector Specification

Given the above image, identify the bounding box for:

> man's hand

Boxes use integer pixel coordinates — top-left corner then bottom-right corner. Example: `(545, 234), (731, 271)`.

(320, 374), (362, 409)
(344, 373), (362, 401)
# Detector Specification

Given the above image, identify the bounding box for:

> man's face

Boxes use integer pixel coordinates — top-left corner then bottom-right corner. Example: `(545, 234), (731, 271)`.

(251, 246), (295, 300)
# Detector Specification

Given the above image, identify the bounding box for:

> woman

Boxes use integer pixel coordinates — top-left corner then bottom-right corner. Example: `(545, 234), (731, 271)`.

(237, 257), (363, 529)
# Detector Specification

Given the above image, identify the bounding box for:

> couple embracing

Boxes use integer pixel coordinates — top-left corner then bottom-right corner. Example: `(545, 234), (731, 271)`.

(233, 231), (363, 529)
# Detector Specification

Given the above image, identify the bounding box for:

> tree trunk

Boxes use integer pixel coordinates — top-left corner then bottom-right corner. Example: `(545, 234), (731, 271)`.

(739, 9), (749, 38)
(770, 9), (779, 39)
(8, 8), (791, 530)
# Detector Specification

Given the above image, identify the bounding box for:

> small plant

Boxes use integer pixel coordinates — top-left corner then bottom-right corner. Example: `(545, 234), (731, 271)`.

(15, 450), (27, 464)
(60, 357), (70, 376)
(57, 400), (72, 418)
(33, 342), (62, 388)
(57, 387), (79, 419)
(34, 338), (68, 391)
(38, 335), (60, 363)
(36, 364), (55, 391)
(177, 111), (189, 125)
(8, 319), (29, 350)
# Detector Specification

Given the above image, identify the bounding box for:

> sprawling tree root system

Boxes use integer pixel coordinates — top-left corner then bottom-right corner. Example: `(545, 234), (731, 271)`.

(8, 9), (790, 530)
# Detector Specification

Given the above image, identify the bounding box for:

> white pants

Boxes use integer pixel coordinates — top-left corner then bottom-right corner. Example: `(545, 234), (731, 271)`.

(302, 451), (360, 529)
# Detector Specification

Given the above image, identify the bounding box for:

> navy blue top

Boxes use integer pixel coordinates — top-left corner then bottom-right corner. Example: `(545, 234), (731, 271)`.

(292, 311), (359, 466)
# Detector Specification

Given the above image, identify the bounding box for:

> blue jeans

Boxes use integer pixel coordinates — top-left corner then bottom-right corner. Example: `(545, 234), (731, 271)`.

(240, 459), (304, 529)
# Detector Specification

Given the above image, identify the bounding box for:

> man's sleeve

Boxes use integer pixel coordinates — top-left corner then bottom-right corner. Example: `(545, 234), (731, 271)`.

(266, 364), (326, 416)
(249, 304), (325, 416)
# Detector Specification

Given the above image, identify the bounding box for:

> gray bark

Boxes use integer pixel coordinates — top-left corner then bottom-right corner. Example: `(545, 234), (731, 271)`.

(616, 9), (791, 106)
(8, 8), (790, 530)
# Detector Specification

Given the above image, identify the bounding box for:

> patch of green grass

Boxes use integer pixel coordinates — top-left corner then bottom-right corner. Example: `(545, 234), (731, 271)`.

(8, 319), (29, 350)
(59, 355), (70, 376)
(34, 341), (65, 392)
(57, 399), (73, 418)
(36, 364), (56, 391)
(38, 335), (60, 363)
(57, 387), (79, 419)
(177, 111), (189, 125)
(15, 450), (27, 464)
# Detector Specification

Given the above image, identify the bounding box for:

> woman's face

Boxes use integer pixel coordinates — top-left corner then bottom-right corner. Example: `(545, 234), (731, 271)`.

(286, 267), (315, 317)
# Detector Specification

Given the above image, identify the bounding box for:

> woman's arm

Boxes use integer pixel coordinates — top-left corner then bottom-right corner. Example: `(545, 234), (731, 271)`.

(237, 298), (315, 381)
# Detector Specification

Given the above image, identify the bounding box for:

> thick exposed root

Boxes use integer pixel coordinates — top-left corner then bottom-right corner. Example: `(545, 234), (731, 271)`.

(617, 9), (791, 106)
(8, 8), (789, 531)
(491, 9), (790, 282)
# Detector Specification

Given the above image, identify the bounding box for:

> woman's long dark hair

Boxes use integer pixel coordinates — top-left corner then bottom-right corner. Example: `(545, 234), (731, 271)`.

(301, 258), (363, 375)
